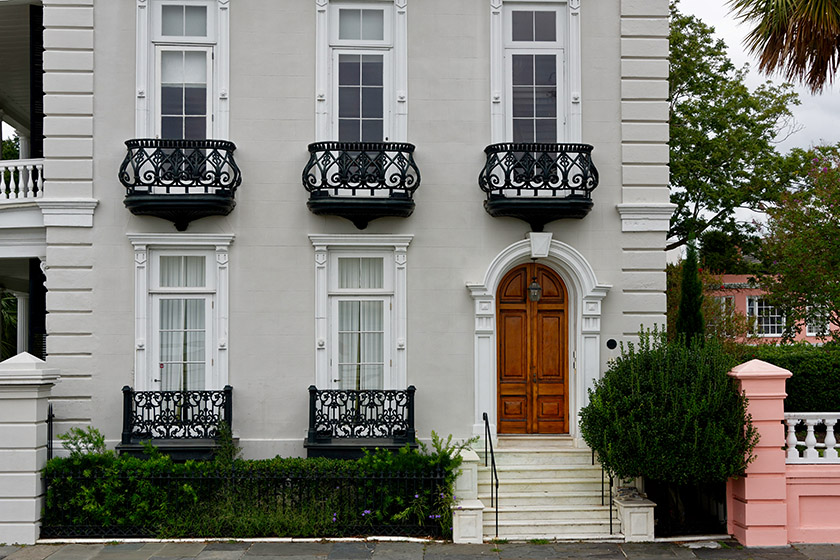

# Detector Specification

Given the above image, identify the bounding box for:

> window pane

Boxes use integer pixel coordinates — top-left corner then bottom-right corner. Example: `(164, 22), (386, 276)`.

(361, 9), (384, 40)
(185, 363), (205, 391)
(184, 51), (207, 85)
(160, 255), (206, 287)
(513, 119), (534, 143)
(161, 5), (184, 36)
(361, 119), (383, 142)
(161, 364), (183, 391)
(184, 116), (206, 139)
(361, 55), (383, 86)
(362, 87), (383, 118)
(184, 298), (205, 327)
(360, 365), (384, 389)
(184, 6), (207, 37)
(512, 11), (533, 42)
(535, 87), (556, 117)
(338, 87), (360, 118)
(359, 301), (384, 330)
(339, 9), (362, 40)
(534, 11), (556, 41)
(160, 331), (182, 362)
(534, 55), (556, 85)
(512, 55), (533, 86)
(535, 119), (556, 143)
(512, 87), (533, 118)
(338, 332), (359, 364)
(338, 119), (359, 142)
(184, 86), (206, 115)
(338, 257), (384, 289)
(339, 55), (360, 85)
(185, 331), (206, 361)
(161, 86), (183, 116)
(161, 51), (184, 84)
(161, 117), (182, 139)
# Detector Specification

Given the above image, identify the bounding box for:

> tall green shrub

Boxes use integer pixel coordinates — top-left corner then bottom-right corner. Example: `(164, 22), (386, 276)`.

(676, 239), (705, 343)
(580, 329), (757, 485)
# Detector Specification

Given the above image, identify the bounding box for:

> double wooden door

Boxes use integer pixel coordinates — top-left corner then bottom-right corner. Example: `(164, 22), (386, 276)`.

(497, 263), (569, 434)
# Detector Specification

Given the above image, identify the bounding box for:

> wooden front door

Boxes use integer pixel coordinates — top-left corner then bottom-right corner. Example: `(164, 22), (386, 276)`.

(497, 263), (569, 434)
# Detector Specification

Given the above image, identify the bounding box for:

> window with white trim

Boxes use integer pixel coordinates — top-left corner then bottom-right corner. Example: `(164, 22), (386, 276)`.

(129, 234), (233, 391)
(491, 1), (580, 143)
(806, 307), (830, 337)
(137, 0), (230, 139)
(316, 1), (408, 142)
(310, 234), (411, 390)
(747, 297), (784, 337)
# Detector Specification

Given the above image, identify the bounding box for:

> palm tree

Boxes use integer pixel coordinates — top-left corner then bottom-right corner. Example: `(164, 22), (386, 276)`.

(728, 0), (840, 92)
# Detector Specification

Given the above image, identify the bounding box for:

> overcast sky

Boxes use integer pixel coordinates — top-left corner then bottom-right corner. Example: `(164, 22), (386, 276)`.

(678, 0), (840, 154)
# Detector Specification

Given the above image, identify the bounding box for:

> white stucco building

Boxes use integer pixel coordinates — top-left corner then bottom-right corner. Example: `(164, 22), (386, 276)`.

(0, 0), (670, 540)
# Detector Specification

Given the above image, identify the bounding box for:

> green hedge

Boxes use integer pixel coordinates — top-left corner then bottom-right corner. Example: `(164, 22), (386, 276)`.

(42, 443), (462, 539)
(730, 343), (840, 412)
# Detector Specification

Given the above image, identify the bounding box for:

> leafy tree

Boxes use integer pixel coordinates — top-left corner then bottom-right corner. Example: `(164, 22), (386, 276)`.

(0, 290), (17, 361)
(1, 134), (20, 160)
(760, 143), (840, 339)
(699, 229), (760, 274)
(676, 239), (705, 342)
(579, 328), (758, 486)
(729, 0), (840, 93)
(669, 3), (799, 251)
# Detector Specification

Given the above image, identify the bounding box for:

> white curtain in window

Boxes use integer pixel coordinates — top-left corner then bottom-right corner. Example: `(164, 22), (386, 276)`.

(338, 257), (383, 289)
(159, 298), (206, 391)
(338, 300), (384, 390)
(160, 255), (206, 287)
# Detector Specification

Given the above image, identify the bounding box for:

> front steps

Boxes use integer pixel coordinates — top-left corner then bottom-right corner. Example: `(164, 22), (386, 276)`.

(476, 438), (621, 541)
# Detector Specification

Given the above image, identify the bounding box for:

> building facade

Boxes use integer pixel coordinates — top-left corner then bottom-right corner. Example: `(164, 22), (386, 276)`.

(1, 0), (670, 537)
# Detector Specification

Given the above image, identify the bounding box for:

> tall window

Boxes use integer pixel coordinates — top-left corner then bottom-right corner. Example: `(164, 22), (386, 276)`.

(137, 0), (229, 139)
(317, 1), (407, 142)
(747, 297), (784, 337)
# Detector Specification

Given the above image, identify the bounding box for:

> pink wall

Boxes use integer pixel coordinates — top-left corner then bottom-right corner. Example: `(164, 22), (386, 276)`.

(727, 360), (840, 545)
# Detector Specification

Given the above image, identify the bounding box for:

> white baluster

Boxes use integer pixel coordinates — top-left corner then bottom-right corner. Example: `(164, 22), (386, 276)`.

(825, 418), (838, 461)
(786, 417), (801, 461)
(804, 419), (820, 460)
(1, 164), (7, 199)
(36, 164), (43, 197)
(11, 165), (20, 198)
(24, 164), (34, 198)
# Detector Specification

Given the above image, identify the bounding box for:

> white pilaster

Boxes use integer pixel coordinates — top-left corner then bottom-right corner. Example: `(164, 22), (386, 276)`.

(15, 292), (30, 354)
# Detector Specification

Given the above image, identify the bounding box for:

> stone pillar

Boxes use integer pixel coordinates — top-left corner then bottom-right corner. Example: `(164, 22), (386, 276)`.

(726, 359), (790, 547)
(452, 448), (485, 544)
(0, 353), (60, 545)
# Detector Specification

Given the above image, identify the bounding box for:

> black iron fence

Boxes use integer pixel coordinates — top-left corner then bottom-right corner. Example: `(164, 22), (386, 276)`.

(121, 385), (233, 443)
(479, 142), (599, 197)
(119, 139), (241, 195)
(307, 386), (416, 444)
(42, 466), (446, 538)
(302, 142), (421, 197)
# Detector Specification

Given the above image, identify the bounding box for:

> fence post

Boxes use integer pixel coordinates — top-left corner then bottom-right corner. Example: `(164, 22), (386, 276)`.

(121, 385), (133, 445)
(307, 385), (318, 444)
(726, 359), (791, 547)
(223, 385), (233, 431)
(406, 385), (416, 445)
(0, 353), (60, 545)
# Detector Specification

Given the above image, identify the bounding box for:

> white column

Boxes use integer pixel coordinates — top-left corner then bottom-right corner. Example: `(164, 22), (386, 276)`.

(0, 353), (60, 545)
(15, 293), (30, 354)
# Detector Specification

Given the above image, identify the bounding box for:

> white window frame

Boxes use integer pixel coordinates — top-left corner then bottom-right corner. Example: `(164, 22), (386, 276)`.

(806, 306), (829, 337)
(136, 0), (230, 139)
(490, 0), (581, 144)
(154, 45), (214, 139)
(747, 296), (784, 337)
(128, 233), (234, 391)
(310, 234), (412, 390)
(315, 0), (408, 142)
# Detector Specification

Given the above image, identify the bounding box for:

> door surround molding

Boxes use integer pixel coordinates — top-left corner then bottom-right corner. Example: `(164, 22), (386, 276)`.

(467, 234), (610, 444)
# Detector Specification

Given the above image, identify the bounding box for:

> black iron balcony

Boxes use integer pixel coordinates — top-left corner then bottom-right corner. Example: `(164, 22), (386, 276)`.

(479, 143), (599, 231)
(119, 139), (242, 231)
(302, 142), (420, 229)
(305, 385), (417, 459)
(117, 385), (233, 461)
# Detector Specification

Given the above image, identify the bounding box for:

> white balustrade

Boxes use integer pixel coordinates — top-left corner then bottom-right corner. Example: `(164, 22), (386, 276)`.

(784, 413), (840, 464)
(0, 158), (45, 200)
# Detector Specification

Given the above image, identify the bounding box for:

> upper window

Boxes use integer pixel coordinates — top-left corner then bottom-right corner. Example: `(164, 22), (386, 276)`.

(806, 306), (830, 337)
(317, 1), (408, 142)
(747, 297), (784, 337)
(491, 1), (580, 143)
(137, 0), (230, 139)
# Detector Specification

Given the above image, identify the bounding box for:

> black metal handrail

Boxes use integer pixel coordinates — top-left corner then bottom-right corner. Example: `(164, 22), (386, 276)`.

(119, 138), (241, 194)
(482, 412), (499, 539)
(303, 142), (421, 196)
(120, 385), (233, 443)
(307, 385), (416, 443)
(47, 403), (54, 460)
(593, 449), (614, 535)
(479, 143), (598, 197)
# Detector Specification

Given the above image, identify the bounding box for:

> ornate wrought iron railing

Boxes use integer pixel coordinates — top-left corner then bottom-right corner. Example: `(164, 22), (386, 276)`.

(302, 142), (420, 197)
(307, 385), (416, 443)
(120, 385), (233, 443)
(479, 142), (598, 197)
(119, 139), (241, 195)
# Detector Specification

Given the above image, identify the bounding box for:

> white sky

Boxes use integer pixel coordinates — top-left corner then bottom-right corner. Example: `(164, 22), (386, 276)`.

(678, 0), (840, 154)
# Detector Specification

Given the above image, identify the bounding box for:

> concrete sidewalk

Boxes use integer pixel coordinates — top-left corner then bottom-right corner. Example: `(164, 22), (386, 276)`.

(1, 541), (838, 560)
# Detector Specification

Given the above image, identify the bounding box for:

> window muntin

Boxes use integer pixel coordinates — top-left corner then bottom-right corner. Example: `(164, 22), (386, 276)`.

(747, 297), (784, 337)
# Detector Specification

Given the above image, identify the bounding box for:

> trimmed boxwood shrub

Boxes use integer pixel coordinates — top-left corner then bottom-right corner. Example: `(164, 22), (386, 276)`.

(729, 342), (840, 412)
(579, 329), (758, 485)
